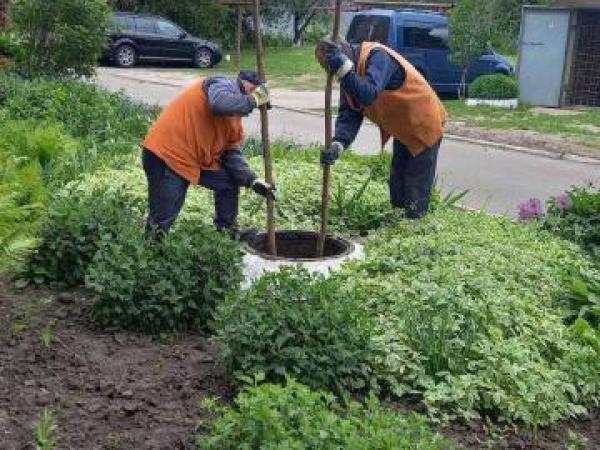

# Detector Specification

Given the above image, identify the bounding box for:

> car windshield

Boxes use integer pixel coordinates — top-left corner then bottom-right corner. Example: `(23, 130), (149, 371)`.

(347, 15), (391, 44)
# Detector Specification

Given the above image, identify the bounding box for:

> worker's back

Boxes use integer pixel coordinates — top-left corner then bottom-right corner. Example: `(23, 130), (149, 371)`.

(143, 80), (243, 185)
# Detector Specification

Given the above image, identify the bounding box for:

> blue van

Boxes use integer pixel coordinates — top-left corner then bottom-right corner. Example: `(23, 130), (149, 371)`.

(346, 9), (514, 95)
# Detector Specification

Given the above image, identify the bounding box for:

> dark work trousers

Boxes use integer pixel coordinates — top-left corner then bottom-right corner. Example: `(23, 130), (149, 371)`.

(142, 148), (240, 234)
(389, 139), (441, 219)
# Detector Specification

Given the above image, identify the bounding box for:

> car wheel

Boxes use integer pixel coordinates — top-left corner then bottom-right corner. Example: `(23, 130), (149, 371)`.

(193, 47), (214, 69)
(115, 44), (136, 68)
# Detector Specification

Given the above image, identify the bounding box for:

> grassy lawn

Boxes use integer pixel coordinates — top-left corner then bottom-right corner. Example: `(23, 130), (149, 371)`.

(445, 101), (600, 149)
(194, 46), (326, 90)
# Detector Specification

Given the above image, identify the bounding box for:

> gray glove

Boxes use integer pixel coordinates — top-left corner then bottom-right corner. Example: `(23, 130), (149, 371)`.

(251, 179), (277, 201)
(321, 141), (344, 166)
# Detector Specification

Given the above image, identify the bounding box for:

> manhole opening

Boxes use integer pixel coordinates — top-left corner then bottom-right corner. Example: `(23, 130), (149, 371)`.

(247, 230), (353, 261)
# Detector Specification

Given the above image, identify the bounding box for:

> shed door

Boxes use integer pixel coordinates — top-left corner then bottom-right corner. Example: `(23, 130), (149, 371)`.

(518, 8), (571, 107)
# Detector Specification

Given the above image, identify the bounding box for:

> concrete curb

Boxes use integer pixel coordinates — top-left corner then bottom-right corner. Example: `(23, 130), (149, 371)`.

(102, 71), (600, 165)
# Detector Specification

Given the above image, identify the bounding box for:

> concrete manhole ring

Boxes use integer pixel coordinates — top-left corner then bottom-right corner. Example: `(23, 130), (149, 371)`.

(242, 230), (364, 286)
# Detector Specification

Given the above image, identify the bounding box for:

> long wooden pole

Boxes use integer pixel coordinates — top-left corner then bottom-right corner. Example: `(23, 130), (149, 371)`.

(252, 0), (277, 256)
(317, 0), (342, 257)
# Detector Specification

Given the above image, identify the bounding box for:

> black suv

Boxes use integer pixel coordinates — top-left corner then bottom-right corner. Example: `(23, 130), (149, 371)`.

(104, 12), (222, 68)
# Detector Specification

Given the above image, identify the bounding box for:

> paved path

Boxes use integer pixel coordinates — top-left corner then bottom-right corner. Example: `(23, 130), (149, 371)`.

(96, 68), (599, 216)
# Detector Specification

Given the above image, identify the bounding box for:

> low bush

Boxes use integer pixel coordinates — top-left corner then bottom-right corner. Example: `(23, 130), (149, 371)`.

(20, 178), (145, 287)
(87, 220), (242, 334)
(469, 74), (519, 99)
(335, 209), (599, 425)
(0, 74), (154, 144)
(216, 268), (379, 394)
(543, 186), (600, 258)
(198, 379), (452, 449)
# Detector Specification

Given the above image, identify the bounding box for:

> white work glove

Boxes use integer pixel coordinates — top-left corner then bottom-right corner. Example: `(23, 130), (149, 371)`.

(251, 83), (271, 108)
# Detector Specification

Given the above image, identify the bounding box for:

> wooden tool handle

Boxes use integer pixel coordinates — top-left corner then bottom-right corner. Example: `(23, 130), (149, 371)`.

(252, 0), (277, 256)
(317, 0), (343, 257)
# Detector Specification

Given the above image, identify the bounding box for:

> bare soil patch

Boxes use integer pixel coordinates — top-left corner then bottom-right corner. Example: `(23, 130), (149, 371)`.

(0, 277), (232, 450)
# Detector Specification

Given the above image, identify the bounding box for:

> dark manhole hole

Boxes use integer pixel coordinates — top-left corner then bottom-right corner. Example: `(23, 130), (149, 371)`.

(247, 230), (354, 261)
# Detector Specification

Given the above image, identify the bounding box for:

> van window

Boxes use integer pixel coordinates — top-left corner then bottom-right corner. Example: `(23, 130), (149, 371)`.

(347, 15), (390, 44)
(403, 24), (448, 49)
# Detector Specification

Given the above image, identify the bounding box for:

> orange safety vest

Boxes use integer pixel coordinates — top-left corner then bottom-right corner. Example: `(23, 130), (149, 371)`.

(351, 42), (447, 156)
(143, 80), (244, 185)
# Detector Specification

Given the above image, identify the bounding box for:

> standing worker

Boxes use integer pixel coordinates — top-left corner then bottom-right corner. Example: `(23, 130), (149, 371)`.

(142, 71), (276, 239)
(315, 39), (447, 219)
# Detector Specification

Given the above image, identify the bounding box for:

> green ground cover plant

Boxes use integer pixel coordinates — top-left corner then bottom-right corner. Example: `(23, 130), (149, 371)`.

(339, 210), (599, 425)
(219, 207), (600, 425)
(198, 379), (452, 450)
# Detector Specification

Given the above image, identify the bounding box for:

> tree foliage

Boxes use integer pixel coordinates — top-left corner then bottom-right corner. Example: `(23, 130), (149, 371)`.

(448, 0), (495, 96)
(263, 0), (327, 45)
(11, 0), (111, 78)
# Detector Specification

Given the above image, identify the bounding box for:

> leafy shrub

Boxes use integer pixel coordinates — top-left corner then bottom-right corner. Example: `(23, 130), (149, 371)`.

(198, 379), (452, 449)
(0, 74), (154, 143)
(11, 0), (111, 78)
(543, 186), (600, 258)
(469, 74), (519, 99)
(20, 179), (145, 287)
(87, 220), (242, 334)
(216, 268), (379, 394)
(336, 209), (599, 425)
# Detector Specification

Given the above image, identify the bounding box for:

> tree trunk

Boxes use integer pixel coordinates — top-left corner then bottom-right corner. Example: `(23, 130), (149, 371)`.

(293, 14), (302, 46)
(236, 6), (242, 70)
(459, 66), (469, 100)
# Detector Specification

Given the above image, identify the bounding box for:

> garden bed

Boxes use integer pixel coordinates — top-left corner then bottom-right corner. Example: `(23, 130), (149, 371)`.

(2, 74), (599, 449)
(2, 278), (598, 449)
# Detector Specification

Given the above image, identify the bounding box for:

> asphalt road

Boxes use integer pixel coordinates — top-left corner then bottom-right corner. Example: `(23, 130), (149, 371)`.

(96, 70), (599, 216)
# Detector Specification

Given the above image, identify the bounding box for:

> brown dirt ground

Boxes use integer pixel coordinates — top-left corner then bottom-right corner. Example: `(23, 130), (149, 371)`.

(1, 277), (598, 450)
(0, 277), (233, 450)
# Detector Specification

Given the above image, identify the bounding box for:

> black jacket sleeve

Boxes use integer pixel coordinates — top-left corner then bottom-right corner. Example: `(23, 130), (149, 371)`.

(220, 149), (257, 188)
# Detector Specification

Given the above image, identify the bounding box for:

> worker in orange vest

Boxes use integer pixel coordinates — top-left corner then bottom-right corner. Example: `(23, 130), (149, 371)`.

(316, 39), (447, 219)
(142, 71), (276, 239)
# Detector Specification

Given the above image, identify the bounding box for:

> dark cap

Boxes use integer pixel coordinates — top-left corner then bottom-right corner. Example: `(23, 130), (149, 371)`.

(238, 70), (262, 86)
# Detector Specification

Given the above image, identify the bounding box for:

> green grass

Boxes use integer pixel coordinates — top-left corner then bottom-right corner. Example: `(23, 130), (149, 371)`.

(192, 46), (326, 90)
(445, 101), (600, 150)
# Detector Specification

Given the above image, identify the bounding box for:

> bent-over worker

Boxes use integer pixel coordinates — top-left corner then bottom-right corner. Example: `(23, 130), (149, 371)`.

(142, 71), (275, 238)
(316, 39), (447, 219)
